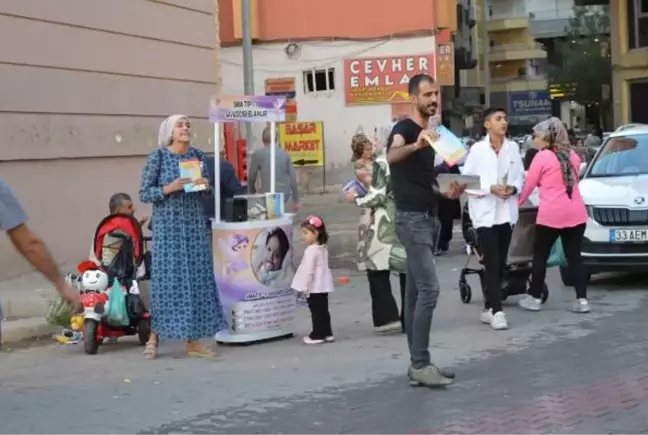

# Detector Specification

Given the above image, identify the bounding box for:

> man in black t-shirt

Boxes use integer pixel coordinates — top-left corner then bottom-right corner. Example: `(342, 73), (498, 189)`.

(386, 74), (464, 388)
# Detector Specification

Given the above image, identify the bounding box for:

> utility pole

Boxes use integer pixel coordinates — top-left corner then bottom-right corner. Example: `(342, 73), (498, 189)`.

(241, 0), (255, 150)
(213, 0), (223, 155)
(480, 0), (491, 107)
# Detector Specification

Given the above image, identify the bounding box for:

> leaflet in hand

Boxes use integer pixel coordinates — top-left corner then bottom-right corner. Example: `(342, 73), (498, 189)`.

(424, 125), (467, 167)
(179, 159), (207, 192)
(341, 179), (368, 197)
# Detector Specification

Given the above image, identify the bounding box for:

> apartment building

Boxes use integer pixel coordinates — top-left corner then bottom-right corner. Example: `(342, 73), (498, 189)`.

(576, 0), (648, 125)
(0, 0), (217, 280)
(218, 0), (462, 179)
(461, 0), (550, 133)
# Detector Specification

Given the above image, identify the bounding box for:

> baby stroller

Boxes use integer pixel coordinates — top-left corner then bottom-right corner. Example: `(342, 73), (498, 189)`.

(458, 203), (548, 304)
(77, 213), (152, 354)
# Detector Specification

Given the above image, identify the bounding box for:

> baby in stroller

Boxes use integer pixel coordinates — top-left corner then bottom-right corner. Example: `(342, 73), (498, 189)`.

(458, 201), (549, 306)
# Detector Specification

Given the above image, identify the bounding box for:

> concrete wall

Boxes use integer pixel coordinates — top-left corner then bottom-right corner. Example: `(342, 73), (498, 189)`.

(220, 36), (437, 190)
(0, 0), (217, 280)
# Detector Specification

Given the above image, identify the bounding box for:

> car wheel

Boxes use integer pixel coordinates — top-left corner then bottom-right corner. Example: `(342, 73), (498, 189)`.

(559, 266), (574, 287)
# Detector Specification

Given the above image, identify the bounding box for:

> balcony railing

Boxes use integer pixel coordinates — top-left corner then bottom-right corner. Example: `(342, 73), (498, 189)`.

(489, 11), (528, 20)
(489, 42), (544, 52)
(491, 74), (548, 83)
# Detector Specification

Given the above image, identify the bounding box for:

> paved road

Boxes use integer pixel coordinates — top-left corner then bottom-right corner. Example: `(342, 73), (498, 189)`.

(2, 196), (648, 433)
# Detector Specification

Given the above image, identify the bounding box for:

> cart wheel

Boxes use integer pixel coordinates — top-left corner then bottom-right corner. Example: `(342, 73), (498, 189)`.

(459, 282), (472, 304)
(83, 320), (100, 355)
(541, 283), (549, 304)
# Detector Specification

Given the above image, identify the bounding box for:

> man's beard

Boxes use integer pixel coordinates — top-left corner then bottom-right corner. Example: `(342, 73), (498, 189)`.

(417, 104), (437, 117)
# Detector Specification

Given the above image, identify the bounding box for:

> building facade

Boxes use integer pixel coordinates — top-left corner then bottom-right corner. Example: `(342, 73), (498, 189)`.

(219, 0), (460, 187)
(576, 0), (648, 126)
(0, 0), (217, 280)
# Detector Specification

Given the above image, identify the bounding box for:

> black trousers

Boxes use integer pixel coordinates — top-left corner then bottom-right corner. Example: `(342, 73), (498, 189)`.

(307, 293), (333, 340)
(529, 223), (587, 299)
(366, 270), (406, 328)
(476, 223), (512, 313)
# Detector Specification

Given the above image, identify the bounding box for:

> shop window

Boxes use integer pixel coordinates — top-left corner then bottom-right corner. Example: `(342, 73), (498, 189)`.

(303, 68), (335, 93)
(628, 0), (648, 49)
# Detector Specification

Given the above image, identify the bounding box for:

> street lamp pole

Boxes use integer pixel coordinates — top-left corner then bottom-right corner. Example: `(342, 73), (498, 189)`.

(241, 0), (255, 150)
(481, 0), (491, 107)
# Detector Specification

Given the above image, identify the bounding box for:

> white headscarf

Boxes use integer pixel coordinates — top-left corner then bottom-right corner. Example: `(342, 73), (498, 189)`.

(157, 114), (187, 148)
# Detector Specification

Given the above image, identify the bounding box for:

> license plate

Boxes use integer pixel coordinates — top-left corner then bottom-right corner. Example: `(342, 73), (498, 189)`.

(609, 229), (648, 242)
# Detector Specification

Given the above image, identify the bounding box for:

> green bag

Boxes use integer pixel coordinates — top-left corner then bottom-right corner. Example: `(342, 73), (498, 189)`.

(547, 238), (567, 268)
(106, 278), (130, 326)
(45, 294), (73, 327)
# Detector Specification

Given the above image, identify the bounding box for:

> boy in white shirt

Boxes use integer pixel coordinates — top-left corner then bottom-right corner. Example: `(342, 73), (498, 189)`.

(462, 108), (524, 330)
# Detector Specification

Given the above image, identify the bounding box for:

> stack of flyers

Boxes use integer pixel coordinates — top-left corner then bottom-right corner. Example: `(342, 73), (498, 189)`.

(179, 159), (207, 192)
(341, 179), (368, 197)
(423, 125), (467, 167)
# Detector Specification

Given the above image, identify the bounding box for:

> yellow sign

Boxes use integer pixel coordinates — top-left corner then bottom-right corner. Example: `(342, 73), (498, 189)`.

(278, 122), (324, 167)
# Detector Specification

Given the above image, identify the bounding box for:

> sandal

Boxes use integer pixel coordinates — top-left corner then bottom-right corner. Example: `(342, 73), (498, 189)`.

(143, 335), (158, 359)
(186, 341), (216, 358)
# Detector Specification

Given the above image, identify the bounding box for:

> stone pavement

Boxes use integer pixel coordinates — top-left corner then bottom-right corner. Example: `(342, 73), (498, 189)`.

(1, 243), (647, 433)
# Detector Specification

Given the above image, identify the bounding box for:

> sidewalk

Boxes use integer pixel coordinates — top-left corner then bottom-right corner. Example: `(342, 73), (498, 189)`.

(0, 192), (359, 345)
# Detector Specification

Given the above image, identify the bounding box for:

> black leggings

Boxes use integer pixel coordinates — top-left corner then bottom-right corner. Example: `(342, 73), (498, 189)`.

(529, 223), (588, 299)
(307, 294), (333, 340)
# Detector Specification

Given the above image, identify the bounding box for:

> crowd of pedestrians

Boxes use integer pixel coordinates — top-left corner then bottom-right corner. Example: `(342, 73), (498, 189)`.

(1, 74), (590, 391)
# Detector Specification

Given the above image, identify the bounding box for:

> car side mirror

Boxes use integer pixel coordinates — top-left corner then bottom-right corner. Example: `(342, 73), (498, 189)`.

(579, 162), (587, 178)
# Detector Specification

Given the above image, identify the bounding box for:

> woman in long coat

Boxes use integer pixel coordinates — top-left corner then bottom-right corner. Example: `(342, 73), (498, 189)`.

(348, 133), (406, 334)
(139, 114), (226, 359)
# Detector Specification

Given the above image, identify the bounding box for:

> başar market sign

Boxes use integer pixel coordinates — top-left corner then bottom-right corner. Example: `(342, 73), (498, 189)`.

(344, 54), (436, 105)
(278, 122), (324, 167)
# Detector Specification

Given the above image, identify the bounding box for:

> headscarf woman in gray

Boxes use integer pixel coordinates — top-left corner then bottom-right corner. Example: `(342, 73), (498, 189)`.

(517, 116), (590, 314)
(139, 114), (227, 359)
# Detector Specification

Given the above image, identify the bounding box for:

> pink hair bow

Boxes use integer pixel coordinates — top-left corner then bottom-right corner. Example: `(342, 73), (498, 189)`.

(307, 215), (323, 228)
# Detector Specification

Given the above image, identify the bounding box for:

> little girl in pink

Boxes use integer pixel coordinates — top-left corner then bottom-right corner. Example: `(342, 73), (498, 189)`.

(292, 215), (335, 345)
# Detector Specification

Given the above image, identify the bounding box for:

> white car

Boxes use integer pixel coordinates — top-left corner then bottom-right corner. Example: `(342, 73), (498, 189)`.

(562, 124), (648, 285)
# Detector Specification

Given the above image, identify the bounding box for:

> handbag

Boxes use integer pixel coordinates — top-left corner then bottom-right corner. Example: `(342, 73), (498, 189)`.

(106, 278), (130, 326)
(547, 238), (567, 268)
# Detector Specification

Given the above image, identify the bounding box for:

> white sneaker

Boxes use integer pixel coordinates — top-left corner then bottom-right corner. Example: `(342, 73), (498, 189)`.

(480, 309), (493, 324)
(490, 311), (508, 330)
(518, 295), (542, 311)
(325, 336), (335, 343)
(572, 298), (591, 313)
(303, 336), (325, 345)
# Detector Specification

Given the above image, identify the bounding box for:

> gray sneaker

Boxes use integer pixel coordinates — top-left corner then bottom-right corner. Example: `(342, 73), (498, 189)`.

(374, 321), (402, 335)
(408, 365), (454, 388)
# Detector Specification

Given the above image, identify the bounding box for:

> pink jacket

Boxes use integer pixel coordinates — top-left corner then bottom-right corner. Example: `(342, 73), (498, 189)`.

(291, 244), (335, 294)
(518, 149), (588, 228)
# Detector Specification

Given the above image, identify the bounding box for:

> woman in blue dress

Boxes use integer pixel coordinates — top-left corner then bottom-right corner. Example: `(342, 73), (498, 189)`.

(139, 114), (226, 359)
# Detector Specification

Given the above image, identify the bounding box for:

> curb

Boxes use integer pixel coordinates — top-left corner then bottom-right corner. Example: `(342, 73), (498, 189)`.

(2, 317), (59, 345)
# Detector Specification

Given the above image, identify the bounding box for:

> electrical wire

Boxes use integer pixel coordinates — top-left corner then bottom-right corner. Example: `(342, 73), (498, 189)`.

(219, 40), (391, 73)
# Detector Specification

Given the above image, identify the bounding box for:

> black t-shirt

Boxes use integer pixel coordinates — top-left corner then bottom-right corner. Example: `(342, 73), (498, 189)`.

(386, 119), (439, 212)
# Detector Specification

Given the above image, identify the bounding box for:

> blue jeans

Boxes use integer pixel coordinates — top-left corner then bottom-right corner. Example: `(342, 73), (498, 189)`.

(395, 211), (441, 369)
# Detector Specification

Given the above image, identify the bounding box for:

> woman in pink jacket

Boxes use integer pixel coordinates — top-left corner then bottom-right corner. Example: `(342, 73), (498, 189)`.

(517, 117), (591, 314)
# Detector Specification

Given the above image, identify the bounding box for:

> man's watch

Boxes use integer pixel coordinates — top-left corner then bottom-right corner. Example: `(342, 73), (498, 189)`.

(509, 186), (518, 195)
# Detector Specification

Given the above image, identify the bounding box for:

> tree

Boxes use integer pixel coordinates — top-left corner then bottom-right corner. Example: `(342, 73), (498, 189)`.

(549, 6), (612, 126)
